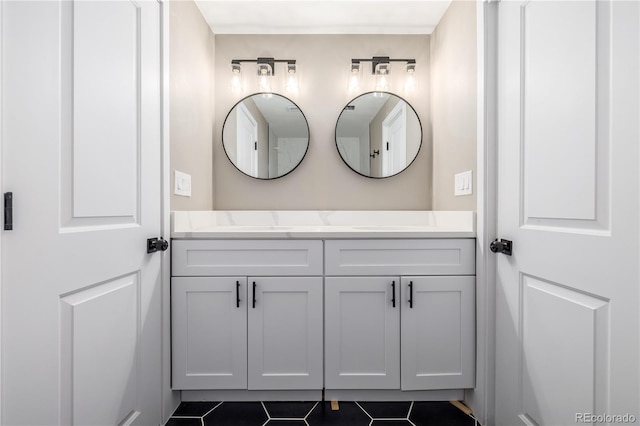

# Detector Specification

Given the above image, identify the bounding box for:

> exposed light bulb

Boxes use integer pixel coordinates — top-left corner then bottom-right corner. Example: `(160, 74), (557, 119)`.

(374, 61), (390, 95)
(348, 61), (361, 94)
(230, 62), (242, 94)
(348, 73), (360, 94)
(404, 72), (415, 92)
(405, 61), (416, 92)
(375, 74), (389, 93)
(286, 73), (299, 95)
(231, 73), (242, 94)
(259, 74), (271, 92)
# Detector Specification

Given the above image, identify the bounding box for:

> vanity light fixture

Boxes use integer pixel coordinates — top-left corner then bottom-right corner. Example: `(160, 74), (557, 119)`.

(231, 61), (242, 93)
(348, 60), (361, 94)
(405, 60), (416, 92)
(349, 56), (417, 94)
(230, 57), (298, 95)
(374, 61), (390, 93)
(286, 62), (299, 95)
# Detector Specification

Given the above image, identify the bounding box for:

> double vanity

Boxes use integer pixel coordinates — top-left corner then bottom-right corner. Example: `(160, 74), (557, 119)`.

(171, 211), (476, 402)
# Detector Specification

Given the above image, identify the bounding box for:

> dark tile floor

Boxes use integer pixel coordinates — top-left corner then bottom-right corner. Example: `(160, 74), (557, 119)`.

(166, 401), (479, 426)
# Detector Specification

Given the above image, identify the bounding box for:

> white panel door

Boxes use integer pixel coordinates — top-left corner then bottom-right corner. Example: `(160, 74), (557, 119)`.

(2, 1), (163, 425)
(382, 101), (406, 176)
(400, 276), (475, 390)
(495, 1), (639, 425)
(248, 277), (323, 390)
(324, 277), (400, 389)
(236, 102), (258, 176)
(172, 277), (248, 390)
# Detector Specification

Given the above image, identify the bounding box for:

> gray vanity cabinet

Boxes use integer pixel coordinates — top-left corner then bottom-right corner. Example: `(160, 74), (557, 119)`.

(171, 240), (323, 391)
(247, 276), (323, 390)
(171, 276), (248, 390)
(400, 275), (475, 390)
(324, 277), (401, 389)
(324, 239), (476, 391)
(171, 238), (475, 395)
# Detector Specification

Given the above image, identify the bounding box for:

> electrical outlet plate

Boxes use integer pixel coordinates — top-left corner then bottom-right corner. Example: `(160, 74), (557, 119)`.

(454, 170), (473, 196)
(174, 170), (192, 197)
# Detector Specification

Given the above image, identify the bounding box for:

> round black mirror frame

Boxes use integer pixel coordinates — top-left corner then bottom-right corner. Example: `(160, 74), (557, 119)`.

(221, 92), (311, 180)
(334, 91), (423, 179)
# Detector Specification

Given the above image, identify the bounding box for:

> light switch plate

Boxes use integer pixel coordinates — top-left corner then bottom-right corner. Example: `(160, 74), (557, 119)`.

(454, 170), (473, 196)
(174, 170), (191, 197)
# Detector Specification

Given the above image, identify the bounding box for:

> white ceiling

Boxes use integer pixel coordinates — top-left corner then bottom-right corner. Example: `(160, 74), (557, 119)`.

(193, 0), (453, 35)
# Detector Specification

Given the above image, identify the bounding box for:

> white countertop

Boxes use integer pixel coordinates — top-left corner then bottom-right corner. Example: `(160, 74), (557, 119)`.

(171, 211), (476, 239)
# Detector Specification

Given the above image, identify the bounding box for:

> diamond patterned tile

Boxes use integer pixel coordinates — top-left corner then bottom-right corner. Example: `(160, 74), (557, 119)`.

(166, 400), (479, 426)
(409, 402), (476, 426)
(173, 401), (221, 417)
(306, 401), (371, 426)
(263, 401), (317, 418)
(165, 418), (202, 426)
(358, 402), (411, 419)
(371, 421), (412, 426)
(203, 402), (267, 426)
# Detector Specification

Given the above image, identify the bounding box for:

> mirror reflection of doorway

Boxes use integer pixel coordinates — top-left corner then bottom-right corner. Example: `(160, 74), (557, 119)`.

(335, 92), (421, 179)
(236, 102), (258, 176)
(382, 101), (407, 176)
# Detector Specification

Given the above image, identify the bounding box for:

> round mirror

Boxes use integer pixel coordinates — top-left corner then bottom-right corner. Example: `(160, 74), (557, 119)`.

(335, 92), (422, 178)
(222, 93), (310, 179)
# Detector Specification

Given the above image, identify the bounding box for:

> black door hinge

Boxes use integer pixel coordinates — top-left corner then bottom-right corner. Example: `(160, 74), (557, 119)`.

(4, 192), (13, 231)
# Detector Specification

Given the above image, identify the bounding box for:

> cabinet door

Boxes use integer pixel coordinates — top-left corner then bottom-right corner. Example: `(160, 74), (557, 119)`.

(172, 277), (247, 390)
(325, 277), (400, 389)
(401, 276), (475, 390)
(248, 277), (323, 390)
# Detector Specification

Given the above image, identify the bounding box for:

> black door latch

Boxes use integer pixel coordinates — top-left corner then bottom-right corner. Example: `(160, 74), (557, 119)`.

(147, 237), (169, 254)
(4, 192), (13, 231)
(490, 238), (512, 256)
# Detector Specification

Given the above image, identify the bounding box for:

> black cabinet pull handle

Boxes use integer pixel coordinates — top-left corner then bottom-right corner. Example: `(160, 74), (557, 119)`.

(391, 281), (396, 308)
(236, 281), (241, 308)
(408, 281), (413, 308)
(252, 281), (257, 309)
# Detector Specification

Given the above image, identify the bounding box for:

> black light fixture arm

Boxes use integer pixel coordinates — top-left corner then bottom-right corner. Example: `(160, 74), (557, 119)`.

(231, 57), (296, 76)
(351, 56), (416, 74)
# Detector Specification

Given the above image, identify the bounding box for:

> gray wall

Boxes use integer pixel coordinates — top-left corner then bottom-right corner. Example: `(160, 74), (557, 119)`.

(169, 0), (215, 210)
(214, 35), (432, 210)
(430, 0), (477, 210)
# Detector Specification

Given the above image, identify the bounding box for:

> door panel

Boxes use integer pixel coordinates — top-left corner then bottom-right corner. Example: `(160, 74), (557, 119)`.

(60, 275), (140, 426)
(324, 277), (400, 389)
(522, 0), (602, 223)
(172, 277), (248, 390)
(521, 275), (609, 425)
(2, 1), (163, 424)
(495, 1), (639, 424)
(236, 103), (258, 176)
(69, 1), (140, 220)
(382, 102), (406, 176)
(248, 277), (323, 390)
(401, 276), (475, 391)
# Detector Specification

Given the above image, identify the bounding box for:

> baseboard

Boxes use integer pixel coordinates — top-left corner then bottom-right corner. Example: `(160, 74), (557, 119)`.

(181, 390), (323, 401)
